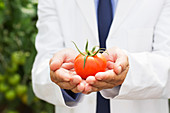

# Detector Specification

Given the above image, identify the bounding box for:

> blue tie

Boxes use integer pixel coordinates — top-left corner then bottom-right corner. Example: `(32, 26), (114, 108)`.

(98, 0), (113, 49)
(97, 0), (113, 113)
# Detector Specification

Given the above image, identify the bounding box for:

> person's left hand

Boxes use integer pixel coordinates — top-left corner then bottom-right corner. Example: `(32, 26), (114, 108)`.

(83, 47), (129, 94)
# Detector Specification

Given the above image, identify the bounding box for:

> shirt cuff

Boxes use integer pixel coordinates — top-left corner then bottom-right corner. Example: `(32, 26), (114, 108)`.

(61, 89), (81, 106)
(100, 85), (121, 99)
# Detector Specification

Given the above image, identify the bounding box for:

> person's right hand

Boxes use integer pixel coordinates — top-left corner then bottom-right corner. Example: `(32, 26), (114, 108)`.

(49, 48), (86, 93)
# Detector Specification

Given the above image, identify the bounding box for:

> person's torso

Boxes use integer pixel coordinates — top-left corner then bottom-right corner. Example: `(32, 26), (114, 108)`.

(53, 0), (169, 113)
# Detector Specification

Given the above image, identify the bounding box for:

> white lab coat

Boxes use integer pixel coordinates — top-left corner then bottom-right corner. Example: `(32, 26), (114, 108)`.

(32, 0), (170, 113)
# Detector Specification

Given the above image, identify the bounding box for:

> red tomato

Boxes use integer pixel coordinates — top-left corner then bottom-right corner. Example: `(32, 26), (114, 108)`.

(74, 53), (107, 79)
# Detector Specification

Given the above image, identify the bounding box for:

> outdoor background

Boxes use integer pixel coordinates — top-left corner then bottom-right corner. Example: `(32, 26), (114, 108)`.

(0, 0), (169, 113)
(0, 0), (54, 113)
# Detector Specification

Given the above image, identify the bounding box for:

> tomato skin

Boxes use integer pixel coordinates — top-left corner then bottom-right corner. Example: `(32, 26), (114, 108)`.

(74, 53), (107, 79)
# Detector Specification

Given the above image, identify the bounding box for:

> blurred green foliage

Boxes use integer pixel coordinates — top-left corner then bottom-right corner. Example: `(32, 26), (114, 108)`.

(0, 0), (54, 113)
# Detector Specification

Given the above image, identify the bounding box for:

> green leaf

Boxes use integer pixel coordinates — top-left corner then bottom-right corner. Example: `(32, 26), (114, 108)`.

(83, 55), (88, 69)
(27, 84), (35, 105)
(72, 41), (85, 56)
(85, 40), (92, 55)
(92, 48), (102, 56)
(91, 46), (99, 53)
(85, 40), (88, 53)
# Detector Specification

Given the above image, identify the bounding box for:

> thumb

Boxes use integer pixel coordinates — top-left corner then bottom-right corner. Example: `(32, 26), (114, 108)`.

(49, 48), (77, 71)
(114, 53), (129, 74)
(49, 54), (64, 71)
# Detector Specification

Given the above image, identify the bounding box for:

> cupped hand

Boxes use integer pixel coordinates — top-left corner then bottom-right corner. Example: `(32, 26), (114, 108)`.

(49, 48), (86, 93)
(84, 47), (129, 94)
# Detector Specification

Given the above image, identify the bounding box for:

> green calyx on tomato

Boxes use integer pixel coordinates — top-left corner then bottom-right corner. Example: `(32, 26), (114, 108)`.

(72, 40), (107, 79)
(72, 40), (105, 68)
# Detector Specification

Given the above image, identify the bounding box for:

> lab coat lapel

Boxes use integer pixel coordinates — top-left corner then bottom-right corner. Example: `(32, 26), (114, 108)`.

(75, 0), (98, 39)
(109, 0), (137, 36)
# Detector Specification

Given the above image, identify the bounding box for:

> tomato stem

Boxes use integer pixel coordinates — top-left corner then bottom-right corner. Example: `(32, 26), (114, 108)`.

(92, 48), (102, 56)
(85, 40), (88, 53)
(83, 55), (88, 69)
(72, 40), (106, 69)
(72, 41), (85, 56)
(91, 46), (99, 53)
(104, 50), (109, 55)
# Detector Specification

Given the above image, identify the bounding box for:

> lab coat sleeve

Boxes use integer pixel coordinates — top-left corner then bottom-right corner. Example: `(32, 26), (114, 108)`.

(31, 0), (81, 107)
(101, 0), (170, 99)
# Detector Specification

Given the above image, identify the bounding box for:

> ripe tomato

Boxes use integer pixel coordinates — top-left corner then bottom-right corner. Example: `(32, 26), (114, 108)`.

(74, 53), (106, 79)
(73, 40), (107, 79)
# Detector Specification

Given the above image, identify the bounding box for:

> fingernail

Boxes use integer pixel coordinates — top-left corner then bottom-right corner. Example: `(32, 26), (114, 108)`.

(117, 66), (122, 74)
(77, 83), (84, 92)
(86, 76), (95, 84)
(86, 85), (92, 93)
(95, 74), (102, 80)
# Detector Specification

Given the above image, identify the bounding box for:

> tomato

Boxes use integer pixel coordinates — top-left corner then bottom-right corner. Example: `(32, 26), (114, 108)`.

(73, 40), (107, 79)
(74, 53), (106, 79)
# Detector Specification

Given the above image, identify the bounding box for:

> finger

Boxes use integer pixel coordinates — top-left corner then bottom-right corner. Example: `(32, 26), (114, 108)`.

(116, 65), (129, 85)
(107, 61), (114, 70)
(102, 49), (117, 62)
(86, 76), (95, 84)
(86, 76), (114, 89)
(53, 68), (72, 83)
(49, 48), (77, 71)
(103, 47), (129, 74)
(91, 86), (100, 92)
(49, 53), (65, 71)
(95, 70), (116, 83)
(50, 70), (57, 83)
(113, 63), (122, 75)
(70, 75), (82, 85)
(114, 52), (129, 73)
(57, 82), (76, 90)
(61, 62), (74, 70)
(71, 87), (82, 93)
(83, 84), (103, 94)
(71, 81), (86, 93)
(83, 83), (93, 94)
